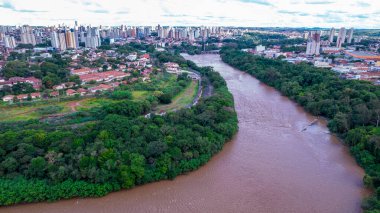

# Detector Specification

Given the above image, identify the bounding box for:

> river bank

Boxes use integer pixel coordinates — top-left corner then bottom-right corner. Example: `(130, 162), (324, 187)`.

(0, 54), (366, 213)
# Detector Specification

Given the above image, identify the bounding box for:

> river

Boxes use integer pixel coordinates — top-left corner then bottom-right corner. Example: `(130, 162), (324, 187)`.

(1, 54), (367, 213)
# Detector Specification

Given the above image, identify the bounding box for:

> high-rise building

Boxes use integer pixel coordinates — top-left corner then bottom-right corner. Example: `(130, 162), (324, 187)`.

(20, 33), (36, 45)
(50, 31), (60, 49)
(346, 28), (354, 44)
(58, 33), (67, 50)
(85, 28), (101, 49)
(188, 29), (195, 41)
(336, 27), (346, 48)
(328, 27), (335, 43)
(19, 25), (36, 45)
(4, 35), (16, 48)
(144, 27), (151, 37)
(65, 30), (77, 49)
(0, 32), (5, 41)
(306, 31), (321, 55)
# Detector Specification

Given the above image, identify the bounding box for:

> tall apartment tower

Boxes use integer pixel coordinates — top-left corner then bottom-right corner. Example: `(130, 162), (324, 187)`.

(65, 30), (77, 49)
(346, 28), (354, 44)
(306, 31), (321, 55)
(328, 27), (335, 43)
(50, 31), (60, 49)
(58, 33), (67, 51)
(336, 27), (346, 48)
(4, 35), (16, 48)
(20, 25), (36, 45)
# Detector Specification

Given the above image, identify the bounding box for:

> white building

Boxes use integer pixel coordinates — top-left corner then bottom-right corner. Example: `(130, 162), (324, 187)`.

(346, 28), (354, 44)
(336, 27), (346, 48)
(20, 33), (36, 45)
(4, 35), (16, 48)
(255, 45), (265, 52)
(306, 31), (321, 55)
(328, 27), (335, 43)
(58, 33), (67, 51)
(51, 31), (60, 49)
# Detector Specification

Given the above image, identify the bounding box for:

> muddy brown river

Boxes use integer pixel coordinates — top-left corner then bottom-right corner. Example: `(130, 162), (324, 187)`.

(1, 54), (367, 213)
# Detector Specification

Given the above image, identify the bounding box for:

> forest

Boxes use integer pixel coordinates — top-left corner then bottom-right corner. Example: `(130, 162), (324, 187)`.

(0, 55), (238, 205)
(220, 47), (380, 212)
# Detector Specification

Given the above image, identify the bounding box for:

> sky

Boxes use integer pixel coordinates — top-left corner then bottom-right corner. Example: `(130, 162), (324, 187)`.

(0, 0), (379, 28)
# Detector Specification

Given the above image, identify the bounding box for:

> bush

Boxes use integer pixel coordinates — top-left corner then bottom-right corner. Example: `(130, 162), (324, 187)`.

(36, 106), (64, 115)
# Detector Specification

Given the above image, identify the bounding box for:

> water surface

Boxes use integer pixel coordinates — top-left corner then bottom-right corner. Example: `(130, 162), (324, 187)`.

(1, 54), (366, 213)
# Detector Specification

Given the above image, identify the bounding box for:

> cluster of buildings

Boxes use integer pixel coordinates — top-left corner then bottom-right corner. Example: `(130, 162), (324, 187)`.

(242, 27), (380, 85)
(0, 76), (42, 89)
(306, 27), (355, 55)
(0, 47), (157, 102)
(0, 23), (245, 54)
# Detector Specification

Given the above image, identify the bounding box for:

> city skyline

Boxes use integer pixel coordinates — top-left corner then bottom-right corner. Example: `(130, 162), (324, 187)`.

(0, 0), (379, 28)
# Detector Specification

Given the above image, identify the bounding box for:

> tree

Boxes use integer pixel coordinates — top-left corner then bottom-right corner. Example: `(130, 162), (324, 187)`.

(42, 73), (61, 88)
(2, 61), (30, 78)
(0, 157), (18, 173)
(28, 157), (47, 178)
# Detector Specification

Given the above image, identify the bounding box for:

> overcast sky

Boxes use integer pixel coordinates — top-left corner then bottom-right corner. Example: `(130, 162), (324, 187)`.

(0, 0), (379, 28)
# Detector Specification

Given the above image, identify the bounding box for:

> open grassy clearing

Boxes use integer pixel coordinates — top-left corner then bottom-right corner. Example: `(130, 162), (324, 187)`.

(0, 100), (75, 122)
(155, 80), (198, 112)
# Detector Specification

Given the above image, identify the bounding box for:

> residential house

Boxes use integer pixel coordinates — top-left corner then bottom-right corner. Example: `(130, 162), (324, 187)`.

(71, 67), (97, 76)
(77, 88), (87, 96)
(89, 84), (113, 93)
(2, 95), (14, 102)
(164, 62), (180, 73)
(66, 89), (78, 96)
(79, 70), (130, 84)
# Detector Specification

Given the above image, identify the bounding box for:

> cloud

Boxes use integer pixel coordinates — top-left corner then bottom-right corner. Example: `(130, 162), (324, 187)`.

(278, 10), (310, 16)
(350, 14), (369, 19)
(239, 0), (272, 6)
(356, 1), (370, 7)
(0, 1), (46, 13)
(0, 0), (379, 28)
(0, 1), (15, 9)
(89, 9), (109, 14)
(304, 1), (334, 4)
(18, 9), (47, 13)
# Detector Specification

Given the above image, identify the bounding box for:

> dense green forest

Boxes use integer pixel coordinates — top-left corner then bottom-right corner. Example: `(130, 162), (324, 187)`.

(0, 56), (238, 205)
(220, 47), (380, 212)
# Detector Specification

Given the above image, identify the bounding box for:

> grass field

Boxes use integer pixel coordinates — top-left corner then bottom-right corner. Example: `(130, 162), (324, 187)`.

(132, 91), (149, 100)
(0, 73), (196, 122)
(0, 100), (74, 122)
(155, 80), (198, 112)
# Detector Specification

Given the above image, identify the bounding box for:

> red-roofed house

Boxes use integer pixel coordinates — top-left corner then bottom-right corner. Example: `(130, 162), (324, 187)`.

(71, 67), (97, 76)
(140, 53), (150, 59)
(66, 89), (78, 96)
(79, 70), (129, 84)
(77, 88), (87, 96)
(89, 84), (113, 93)
(50, 91), (59, 97)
